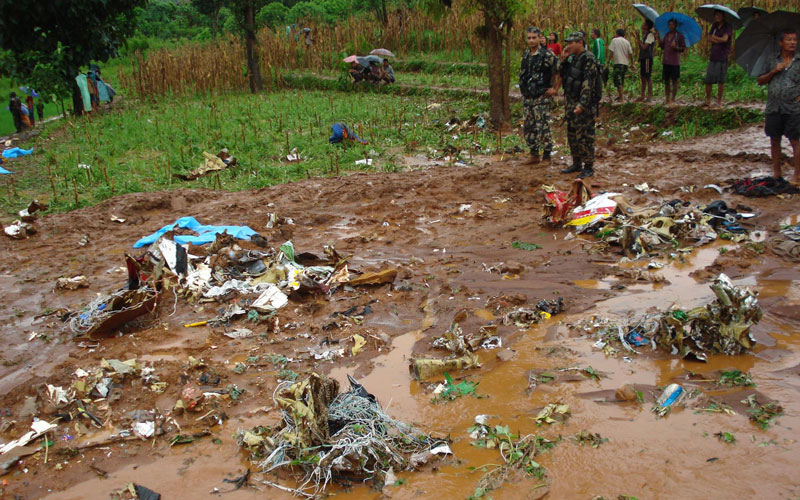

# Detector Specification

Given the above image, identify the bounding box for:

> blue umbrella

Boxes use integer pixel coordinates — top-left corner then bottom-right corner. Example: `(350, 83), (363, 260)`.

(655, 12), (703, 47)
(18, 86), (39, 97)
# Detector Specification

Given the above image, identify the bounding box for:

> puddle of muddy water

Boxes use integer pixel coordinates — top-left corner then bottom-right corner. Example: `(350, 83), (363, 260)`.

(26, 244), (800, 500)
(321, 244), (800, 500)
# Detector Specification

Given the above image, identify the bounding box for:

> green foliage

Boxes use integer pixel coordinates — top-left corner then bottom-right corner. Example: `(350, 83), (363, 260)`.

(289, 1), (329, 24)
(743, 395), (783, 430)
(0, 0), (145, 95)
(718, 370), (754, 387)
(715, 431), (736, 444)
(432, 372), (480, 403)
(257, 2), (290, 27)
(511, 240), (541, 251)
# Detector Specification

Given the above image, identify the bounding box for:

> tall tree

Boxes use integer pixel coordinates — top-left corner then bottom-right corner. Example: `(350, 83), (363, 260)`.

(421, 0), (521, 128)
(229, 0), (266, 93)
(0, 0), (145, 113)
(194, 0), (226, 38)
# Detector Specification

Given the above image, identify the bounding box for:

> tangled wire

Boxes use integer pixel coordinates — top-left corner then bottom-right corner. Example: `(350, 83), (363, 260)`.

(245, 375), (442, 497)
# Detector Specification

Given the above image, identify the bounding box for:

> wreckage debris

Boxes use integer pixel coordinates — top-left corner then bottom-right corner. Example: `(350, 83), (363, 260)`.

(503, 297), (564, 328)
(3, 200), (47, 239)
(583, 273), (760, 362)
(236, 373), (446, 496)
(175, 149), (237, 180)
(55, 275), (90, 290)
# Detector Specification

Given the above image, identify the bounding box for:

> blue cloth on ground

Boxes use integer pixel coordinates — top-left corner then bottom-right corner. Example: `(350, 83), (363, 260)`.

(329, 122), (367, 144)
(0, 166), (12, 174)
(2, 147), (34, 158)
(133, 216), (258, 248)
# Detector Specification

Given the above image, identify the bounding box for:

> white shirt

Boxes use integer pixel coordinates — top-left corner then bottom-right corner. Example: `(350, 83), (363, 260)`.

(609, 36), (633, 65)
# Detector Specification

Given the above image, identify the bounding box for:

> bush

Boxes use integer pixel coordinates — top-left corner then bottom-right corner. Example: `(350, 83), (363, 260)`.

(288, 1), (328, 24)
(257, 2), (290, 28)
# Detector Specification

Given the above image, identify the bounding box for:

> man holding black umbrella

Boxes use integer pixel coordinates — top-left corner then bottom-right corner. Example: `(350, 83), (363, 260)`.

(704, 10), (734, 106)
(757, 29), (800, 184)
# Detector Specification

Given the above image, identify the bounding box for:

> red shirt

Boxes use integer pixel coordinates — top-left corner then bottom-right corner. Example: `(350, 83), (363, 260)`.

(547, 43), (562, 56)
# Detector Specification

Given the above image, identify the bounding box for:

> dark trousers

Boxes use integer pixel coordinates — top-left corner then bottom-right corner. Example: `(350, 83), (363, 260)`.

(566, 106), (596, 167)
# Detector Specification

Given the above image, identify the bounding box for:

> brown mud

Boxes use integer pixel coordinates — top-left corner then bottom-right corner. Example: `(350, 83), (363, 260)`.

(1, 123), (799, 500)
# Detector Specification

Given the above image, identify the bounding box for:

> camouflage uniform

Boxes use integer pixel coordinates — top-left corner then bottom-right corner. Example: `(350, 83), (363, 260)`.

(519, 46), (558, 156)
(559, 49), (601, 170)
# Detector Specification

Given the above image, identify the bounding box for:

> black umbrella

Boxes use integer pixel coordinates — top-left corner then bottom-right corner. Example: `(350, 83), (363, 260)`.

(737, 7), (769, 27)
(695, 4), (742, 30)
(633, 3), (659, 24)
(735, 10), (800, 77)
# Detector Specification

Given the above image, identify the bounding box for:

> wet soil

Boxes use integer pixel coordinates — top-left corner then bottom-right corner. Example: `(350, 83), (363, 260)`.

(1, 123), (799, 500)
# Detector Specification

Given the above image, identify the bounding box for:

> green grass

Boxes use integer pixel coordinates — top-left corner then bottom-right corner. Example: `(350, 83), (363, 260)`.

(1, 89), (525, 215)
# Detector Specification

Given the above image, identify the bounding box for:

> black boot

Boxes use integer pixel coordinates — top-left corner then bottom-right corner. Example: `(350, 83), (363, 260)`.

(578, 165), (594, 178)
(561, 163), (582, 174)
(542, 150), (551, 161)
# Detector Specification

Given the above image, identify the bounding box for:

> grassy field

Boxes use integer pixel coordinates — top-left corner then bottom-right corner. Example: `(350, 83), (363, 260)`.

(0, 89), (527, 215)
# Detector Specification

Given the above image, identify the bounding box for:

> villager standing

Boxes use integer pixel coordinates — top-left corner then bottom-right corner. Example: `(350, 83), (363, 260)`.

(519, 26), (559, 165)
(559, 32), (602, 179)
(608, 28), (634, 102)
(25, 94), (35, 125)
(704, 9), (733, 106)
(658, 18), (686, 105)
(8, 92), (22, 133)
(637, 19), (656, 102)
(757, 29), (800, 184)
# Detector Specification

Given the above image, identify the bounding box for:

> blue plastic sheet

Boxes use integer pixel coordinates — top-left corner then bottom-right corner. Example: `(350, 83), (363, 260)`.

(2, 147), (34, 158)
(0, 166), (11, 175)
(133, 216), (258, 248)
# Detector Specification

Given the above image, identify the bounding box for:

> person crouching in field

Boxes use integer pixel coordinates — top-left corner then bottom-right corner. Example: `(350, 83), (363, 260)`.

(757, 29), (800, 184)
(519, 26), (559, 165)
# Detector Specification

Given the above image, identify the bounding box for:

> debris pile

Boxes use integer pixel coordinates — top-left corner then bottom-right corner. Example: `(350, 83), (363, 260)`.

(175, 149), (237, 180)
(68, 216), (394, 338)
(236, 373), (447, 496)
(3, 200), (47, 239)
(582, 273), (761, 362)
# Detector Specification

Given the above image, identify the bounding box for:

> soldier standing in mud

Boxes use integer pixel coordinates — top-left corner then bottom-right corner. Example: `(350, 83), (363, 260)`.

(559, 32), (601, 179)
(519, 26), (559, 165)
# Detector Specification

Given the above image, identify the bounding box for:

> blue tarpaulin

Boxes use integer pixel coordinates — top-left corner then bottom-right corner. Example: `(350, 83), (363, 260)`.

(0, 166), (11, 174)
(133, 216), (258, 248)
(2, 147), (34, 158)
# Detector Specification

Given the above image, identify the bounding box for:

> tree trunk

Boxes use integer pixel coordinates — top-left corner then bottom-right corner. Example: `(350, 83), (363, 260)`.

(244, 0), (264, 93)
(501, 22), (512, 126)
(484, 10), (507, 128)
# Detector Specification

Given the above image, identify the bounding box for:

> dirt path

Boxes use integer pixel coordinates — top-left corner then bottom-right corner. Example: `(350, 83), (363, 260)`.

(0, 124), (799, 499)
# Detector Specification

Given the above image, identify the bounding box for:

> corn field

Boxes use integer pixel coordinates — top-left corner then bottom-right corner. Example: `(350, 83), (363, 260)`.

(122, 0), (799, 97)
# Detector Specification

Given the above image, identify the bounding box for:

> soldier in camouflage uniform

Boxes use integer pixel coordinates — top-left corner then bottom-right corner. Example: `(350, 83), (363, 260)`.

(559, 31), (602, 178)
(519, 26), (559, 164)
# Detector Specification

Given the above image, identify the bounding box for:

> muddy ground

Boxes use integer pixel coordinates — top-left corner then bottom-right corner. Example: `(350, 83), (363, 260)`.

(1, 121), (799, 500)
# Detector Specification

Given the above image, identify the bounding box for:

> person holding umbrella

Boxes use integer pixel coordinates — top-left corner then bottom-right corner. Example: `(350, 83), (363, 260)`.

(637, 19), (657, 102)
(704, 10), (734, 106)
(757, 29), (800, 184)
(658, 18), (687, 105)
